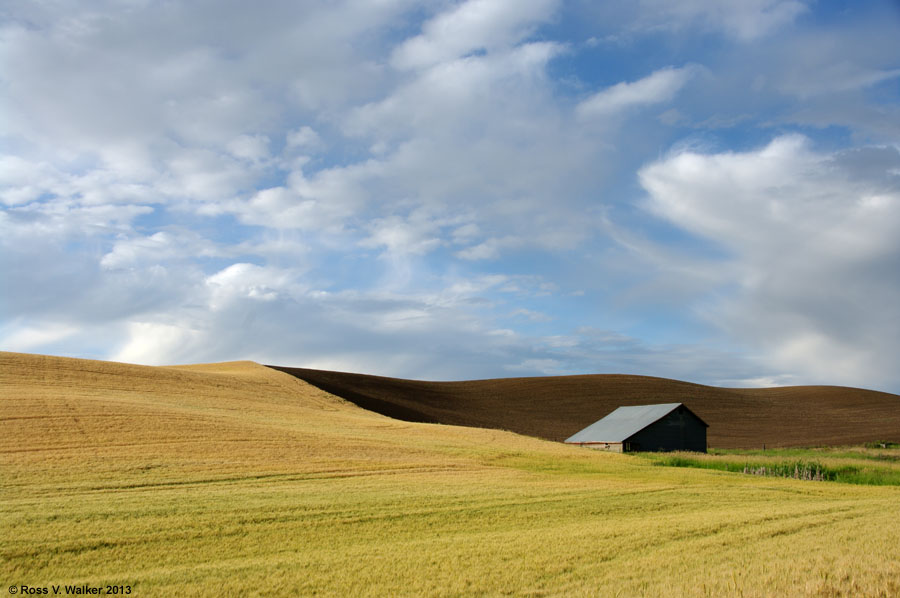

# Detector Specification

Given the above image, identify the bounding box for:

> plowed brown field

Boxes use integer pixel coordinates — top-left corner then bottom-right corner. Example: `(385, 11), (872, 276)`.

(269, 367), (900, 449)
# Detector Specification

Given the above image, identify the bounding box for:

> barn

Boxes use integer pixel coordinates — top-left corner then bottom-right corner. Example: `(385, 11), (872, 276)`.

(565, 403), (708, 453)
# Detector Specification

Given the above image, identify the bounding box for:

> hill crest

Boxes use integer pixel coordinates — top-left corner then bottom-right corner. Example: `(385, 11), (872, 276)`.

(269, 366), (900, 449)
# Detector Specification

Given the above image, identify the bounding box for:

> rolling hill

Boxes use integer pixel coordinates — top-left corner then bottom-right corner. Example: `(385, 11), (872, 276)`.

(3, 351), (900, 597)
(269, 366), (900, 449)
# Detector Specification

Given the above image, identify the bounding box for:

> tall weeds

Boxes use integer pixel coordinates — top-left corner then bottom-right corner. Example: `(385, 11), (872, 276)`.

(646, 451), (900, 485)
(740, 462), (828, 481)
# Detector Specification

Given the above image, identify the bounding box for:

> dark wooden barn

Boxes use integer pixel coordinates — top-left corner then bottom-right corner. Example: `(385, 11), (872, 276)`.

(564, 403), (708, 453)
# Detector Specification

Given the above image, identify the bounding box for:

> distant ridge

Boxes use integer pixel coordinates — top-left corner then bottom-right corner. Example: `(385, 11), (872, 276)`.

(268, 366), (900, 449)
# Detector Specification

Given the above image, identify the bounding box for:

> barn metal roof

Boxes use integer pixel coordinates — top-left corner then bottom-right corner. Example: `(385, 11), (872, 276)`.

(565, 403), (686, 443)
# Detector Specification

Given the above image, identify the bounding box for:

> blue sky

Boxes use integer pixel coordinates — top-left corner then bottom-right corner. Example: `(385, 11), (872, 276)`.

(2, 0), (899, 392)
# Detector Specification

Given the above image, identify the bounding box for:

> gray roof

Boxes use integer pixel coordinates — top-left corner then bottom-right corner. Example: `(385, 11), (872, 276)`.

(565, 403), (685, 443)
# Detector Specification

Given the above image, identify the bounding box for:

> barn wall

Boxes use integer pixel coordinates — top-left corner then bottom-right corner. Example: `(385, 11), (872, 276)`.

(626, 407), (707, 452)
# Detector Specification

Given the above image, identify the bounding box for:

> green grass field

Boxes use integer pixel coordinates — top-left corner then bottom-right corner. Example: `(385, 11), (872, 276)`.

(3, 353), (899, 597)
(641, 446), (900, 486)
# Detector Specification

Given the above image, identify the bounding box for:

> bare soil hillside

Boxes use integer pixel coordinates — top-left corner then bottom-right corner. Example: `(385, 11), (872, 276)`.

(269, 366), (900, 449)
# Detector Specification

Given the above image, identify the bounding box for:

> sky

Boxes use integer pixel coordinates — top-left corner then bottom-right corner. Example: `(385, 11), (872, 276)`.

(2, 0), (899, 392)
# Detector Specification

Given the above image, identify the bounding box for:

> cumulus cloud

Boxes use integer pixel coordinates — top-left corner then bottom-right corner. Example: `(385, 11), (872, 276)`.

(3, 0), (899, 393)
(390, 0), (560, 70)
(115, 322), (205, 366)
(97, 257), (766, 384)
(0, 0), (412, 212)
(285, 126), (322, 151)
(226, 135), (271, 163)
(290, 37), (596, 260)
(100, 230), (222, 270)
(0, 0), (594, 378)
(640, 136), (900, 389)
(1, 324), (81, 353)
(349, 41), (565, 139)
(231, 159), (376, 234)
(102, 262), (566, 378)
(360, 215), (444, 257)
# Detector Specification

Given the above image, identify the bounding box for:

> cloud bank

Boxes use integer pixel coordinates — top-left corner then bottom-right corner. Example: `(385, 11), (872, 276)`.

(2, 0), (899, 391)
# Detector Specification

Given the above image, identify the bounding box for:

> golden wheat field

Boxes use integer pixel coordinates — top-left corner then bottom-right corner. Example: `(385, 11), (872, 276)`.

(2, 352), (899, 597)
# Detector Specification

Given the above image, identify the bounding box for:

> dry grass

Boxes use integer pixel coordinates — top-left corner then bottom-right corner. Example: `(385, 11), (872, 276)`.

(3, 352), (900, 597)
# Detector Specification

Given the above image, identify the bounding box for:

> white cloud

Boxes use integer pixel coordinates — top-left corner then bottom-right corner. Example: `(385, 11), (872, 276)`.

(0, 157), (56, 206)
(232, 158), (377, 233)
(226, 134), (271, 163)
(285, 126), (322, 151)
(1, 199), (153, 239)
(289, 39), (594, 260)
(3, 0), (899, 393)
(577, 65), (699, 119)
(391, 0), (560, 70)
(504, 358), (566, 375)
(637, 0), (808, 41)
(101, 232), (178, 270)
(350, 41), (564, 139)
(1, 324), (80, 352)
(640, 136), (900, 390)
(0, 0), (415, 217)
(509, 308), (553, 322)
(115, 322), (205, 366)
(778, 61), (900, 100)
(456, 236), (522, 260)
(98, 262), (549, 375)
(206, 263), (300, 309)
(360, 215), (443, 256)
(100, 230), (221, 270)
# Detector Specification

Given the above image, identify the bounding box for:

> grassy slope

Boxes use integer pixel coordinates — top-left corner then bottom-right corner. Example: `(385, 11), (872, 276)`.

(2, 352), (898, 597)
(270, 367), (900, 448)
(642, 446), (900, 485)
